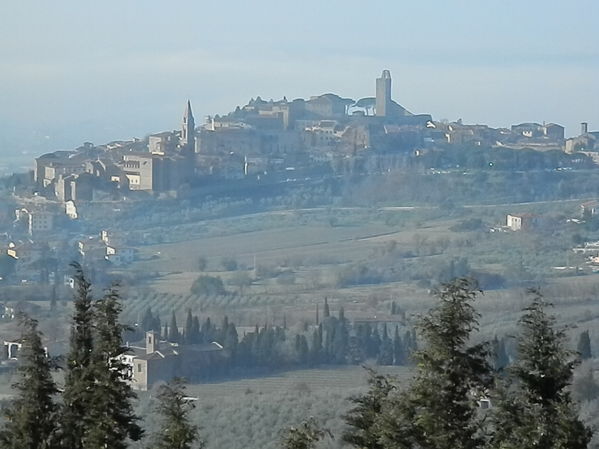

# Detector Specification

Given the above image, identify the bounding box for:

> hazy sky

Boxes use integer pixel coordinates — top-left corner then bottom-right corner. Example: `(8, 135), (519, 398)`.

(1, 0), (598, 158)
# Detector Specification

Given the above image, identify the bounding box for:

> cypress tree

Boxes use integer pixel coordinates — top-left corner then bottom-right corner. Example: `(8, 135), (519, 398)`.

(84, 286), (143, 449)
(392, 325), (405, 366)
(492, 335), (510, 372)
(316, 304), (319, 325)
(296, 335), (309, 365)
(152, 378), (203, 449)
(58, 264), (95, 449)
(577, 330), (592, 360)
(377, 278), (492, 449)
(50, 283), (58, 314)
(377, 324), (394, 366)
(310, 326), (323, 366)
(169, 311), (180, 343)
(224, 323), (239, 364)
(184, 309), (193, 344)
(141, 307), (154, 332)
(191, 316), (201, 343)
(370, 327), (382, 360)
(490, 290), (592, 449)
(219, 316), (229, 343)
(332, 319), (349, 364)
(0, 316), (58, 449)
(152, 315), (161, 335)
(201, 318), (213, 342)
(323, 318), (336, 361)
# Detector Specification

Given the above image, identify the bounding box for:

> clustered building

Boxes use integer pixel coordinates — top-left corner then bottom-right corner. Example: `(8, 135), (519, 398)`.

(34, 101), (197, 200)
(10, 70), (596, 284)
(31, 70), (594, 199)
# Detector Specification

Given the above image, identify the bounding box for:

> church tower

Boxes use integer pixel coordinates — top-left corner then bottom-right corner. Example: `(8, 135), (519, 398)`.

(375, 70), (392, 117)
(181, 100), (195, 151)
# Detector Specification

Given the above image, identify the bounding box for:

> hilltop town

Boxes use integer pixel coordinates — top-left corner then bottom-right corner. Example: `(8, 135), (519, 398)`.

(0, 69), (598, 292)
(30, 69), (599, 204)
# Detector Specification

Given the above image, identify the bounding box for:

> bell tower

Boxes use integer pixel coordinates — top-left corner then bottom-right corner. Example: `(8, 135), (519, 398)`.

(181, 100), (196, 151)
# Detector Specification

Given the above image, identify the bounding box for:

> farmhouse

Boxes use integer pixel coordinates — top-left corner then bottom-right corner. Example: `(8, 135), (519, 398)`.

(506, 213), (537, 231)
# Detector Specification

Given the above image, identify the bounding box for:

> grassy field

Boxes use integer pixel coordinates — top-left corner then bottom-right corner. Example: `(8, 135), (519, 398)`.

(115, 200), (599, 342)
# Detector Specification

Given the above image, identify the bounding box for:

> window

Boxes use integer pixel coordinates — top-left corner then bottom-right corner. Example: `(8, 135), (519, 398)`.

(137, 363), (143, 373)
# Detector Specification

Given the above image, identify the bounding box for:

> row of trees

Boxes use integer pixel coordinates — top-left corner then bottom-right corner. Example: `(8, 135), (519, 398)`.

(282, 278), (593, 449)
(139, 304), (419, 377)
(0, 265), (202, 449)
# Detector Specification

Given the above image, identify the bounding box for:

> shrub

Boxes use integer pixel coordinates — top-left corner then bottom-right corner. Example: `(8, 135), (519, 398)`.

(191, 275), (226, 296)
(221, 257), (238, 271)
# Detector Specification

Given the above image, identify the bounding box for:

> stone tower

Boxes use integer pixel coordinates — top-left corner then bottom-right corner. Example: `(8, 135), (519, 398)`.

(375, 70), (392, 117)
(581, 122), (589, 135)
(146, 330), (158, 354)
(181, 100), (195, 150)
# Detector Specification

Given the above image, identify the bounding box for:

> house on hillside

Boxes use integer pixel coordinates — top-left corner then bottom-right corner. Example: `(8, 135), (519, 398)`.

(581, 200), (599, 219)
(506, 213), (537, 231)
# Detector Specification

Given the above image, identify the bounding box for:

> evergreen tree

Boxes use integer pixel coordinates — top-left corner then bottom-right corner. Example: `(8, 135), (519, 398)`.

(152, 378), (203, 449)
(50, 284), (58, 314)
(224, 322), (239, 365)
(392, 326), (405, 366)
(309, 325), (323, 365)
(296, 335), (309, 365)
(369, 327), (382, 360)
(343, 368), (395, 449)
(332, 319), (349, 364)
(377, 324), (394, 366)
(141, 307), (154, 332)
(201, 318), (213, 342)
(0, 316), (58, 449)
(219, 316), (229, 343)
(492, 335), (510, 372)
(84, 286), (143, 449)
(323, 317), (336, 361)
(184, 309), (193, 344)
(577, 330), (592, 360)
(58, 264), (96, 449)
(490, 290), (592, 449)
(323, 297), (330, 318)
(378, 278), (492, 449)
(281, 417), (329, 449)
(169, 311), (180, 343)
(191, 316), (201, 343)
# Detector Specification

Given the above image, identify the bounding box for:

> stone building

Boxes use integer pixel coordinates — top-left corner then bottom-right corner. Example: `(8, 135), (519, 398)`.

(123, 331), (224, 391)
